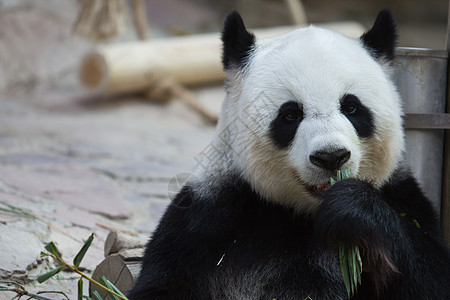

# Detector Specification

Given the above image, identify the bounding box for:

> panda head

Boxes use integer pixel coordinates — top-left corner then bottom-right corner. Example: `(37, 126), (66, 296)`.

(212, 10), (404, 212)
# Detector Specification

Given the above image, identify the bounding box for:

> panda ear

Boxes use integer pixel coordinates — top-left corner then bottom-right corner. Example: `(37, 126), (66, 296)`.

(360, 9), (397, 62)
(221, 11), (256, 70)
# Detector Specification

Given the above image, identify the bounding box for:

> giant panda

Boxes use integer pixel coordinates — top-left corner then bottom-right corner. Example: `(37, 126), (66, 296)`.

(128, 9), (450, 299)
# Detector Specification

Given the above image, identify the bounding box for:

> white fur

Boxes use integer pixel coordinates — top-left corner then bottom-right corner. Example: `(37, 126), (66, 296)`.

(195, 26), (404, 212)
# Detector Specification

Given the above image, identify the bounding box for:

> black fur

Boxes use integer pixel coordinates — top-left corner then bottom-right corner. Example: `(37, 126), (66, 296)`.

(129, 170), (450, 299)
(315, 174), (450, 299)
(360, 9), (397, 62)
(129, 175), (346, 299)
(270, 101), (304, 148)
(340, 94), (375, 138)
(221, 11), (255, 70)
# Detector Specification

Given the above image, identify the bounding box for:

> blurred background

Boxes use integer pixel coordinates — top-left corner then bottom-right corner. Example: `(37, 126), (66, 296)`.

(0, 0), (448, 298)
(0, 0), (447, 100)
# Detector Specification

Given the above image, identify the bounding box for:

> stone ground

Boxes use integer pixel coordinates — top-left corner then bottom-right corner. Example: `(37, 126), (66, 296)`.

(0, 0), (447, 299)
(0, 88), (221, 298)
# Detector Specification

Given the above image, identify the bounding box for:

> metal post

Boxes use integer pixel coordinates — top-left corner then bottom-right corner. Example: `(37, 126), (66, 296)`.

(441, 0), (450, 245)
(394, 48), (447, 216)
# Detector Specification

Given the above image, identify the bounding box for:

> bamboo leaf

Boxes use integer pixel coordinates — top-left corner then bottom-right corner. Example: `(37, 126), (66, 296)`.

(355, 261), (361, 285)
(330, 168), (352, 186)
(91, 291), (103, 300)
(355, 247), (361, 285)
(44, 241), (60, 258)
(341, 261), (351, 298)
(351, 247), (358, 292)
(339, 246), (351, 298)
(339, 245), (346, 264)
(98, 276), (120, 300)
(73, 233), (94, 269)
(0, 201), (37, 219)
(37, 266), (63, 283)
(78, 278), (83, 300)
(331, 168), (362, 298)
(0, 207), (35, 219)
(357, 265), (362, 285)
(0, 207), (23, 214)
(347, 247), (355, 295)
(107, 279), (127, 298)
(355, 246), (363, 272)
(342, 168), (352, 179)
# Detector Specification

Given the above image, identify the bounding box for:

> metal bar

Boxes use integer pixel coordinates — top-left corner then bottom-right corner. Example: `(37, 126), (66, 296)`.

(404, 113), (450, 129)
(441, 0), (450, 244)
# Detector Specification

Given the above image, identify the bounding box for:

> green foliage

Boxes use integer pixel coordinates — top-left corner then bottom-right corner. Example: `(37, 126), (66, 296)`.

(44, 241), (60, 258)
(78, 278), (84, 300)
(0, 200), (37, 219)
(400, 213), (422, 229)
(330, 168), (352, 186)
(74, 233), (94, 269)
(40, 251), (50, 257)
(98, 276), (127, 300)
(412, 219), (421, 229)
(91, 290), (103, 300)
(330, 168), (362, 298)
(38, 234), (129, 300)
(339, 245), (362, 297)
(37, 266), (63, 284)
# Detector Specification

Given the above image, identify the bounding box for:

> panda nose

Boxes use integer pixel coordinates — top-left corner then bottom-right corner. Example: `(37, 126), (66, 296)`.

(309, 149), (351, 171)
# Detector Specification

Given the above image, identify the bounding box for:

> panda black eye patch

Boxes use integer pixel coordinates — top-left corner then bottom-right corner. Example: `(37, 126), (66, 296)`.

(270, 101), (303, 148)
(340, 94), (374, 138)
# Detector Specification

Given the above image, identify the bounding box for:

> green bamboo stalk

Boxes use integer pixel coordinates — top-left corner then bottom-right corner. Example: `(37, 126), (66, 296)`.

(331, 169), (362, 298)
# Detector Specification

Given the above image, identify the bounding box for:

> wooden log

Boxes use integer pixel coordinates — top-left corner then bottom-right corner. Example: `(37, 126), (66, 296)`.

(90, 231), (146, 296)
(90, 253), (143, 297)
(104, 231), (146, 257)
(80, 22), (365, 94)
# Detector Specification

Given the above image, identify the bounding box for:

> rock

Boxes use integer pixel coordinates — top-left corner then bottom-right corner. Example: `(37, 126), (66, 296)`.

(0, 167), (130, 220)
(0, 224), (44, 278)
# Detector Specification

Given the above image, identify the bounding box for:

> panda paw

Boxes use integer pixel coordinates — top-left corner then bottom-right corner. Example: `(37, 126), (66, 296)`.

(315, 179), (387, 246)
(315, 179), (400, 289)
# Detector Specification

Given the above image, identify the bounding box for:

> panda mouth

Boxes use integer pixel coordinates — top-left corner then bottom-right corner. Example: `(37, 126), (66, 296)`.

(293, 170), (333, 196)
(306, 182), (332, 196)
